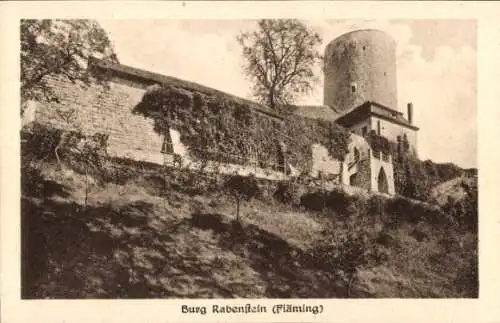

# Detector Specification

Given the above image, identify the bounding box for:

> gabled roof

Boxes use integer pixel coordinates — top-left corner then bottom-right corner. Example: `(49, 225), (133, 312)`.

(335, 101), (419, 130)
(88, 57), (283, 120)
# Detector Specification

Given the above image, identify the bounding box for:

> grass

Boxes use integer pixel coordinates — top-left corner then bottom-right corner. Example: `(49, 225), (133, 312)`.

(21, 157), (478, 299)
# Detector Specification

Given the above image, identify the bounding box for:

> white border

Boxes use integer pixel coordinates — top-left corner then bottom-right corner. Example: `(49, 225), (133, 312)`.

(2, 2), (500, 323)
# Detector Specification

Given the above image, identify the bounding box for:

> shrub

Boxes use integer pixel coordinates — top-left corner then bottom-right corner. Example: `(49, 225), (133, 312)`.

(300, 190), (327, 212)
(324, 188), (368, 218)
(223, 174), (261, 221)
(273, 181), (292, 204)
(368, 195), (388, 221)
(366, 130), (391, 155)
(21, 123), (64, 162)
(386, 196), (451, 226)
(273, 180), (296, 205)
(308, 225), (387, 296)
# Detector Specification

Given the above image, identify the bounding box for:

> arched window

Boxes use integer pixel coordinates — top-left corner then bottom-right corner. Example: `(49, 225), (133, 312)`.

(353, 147), (360, 162)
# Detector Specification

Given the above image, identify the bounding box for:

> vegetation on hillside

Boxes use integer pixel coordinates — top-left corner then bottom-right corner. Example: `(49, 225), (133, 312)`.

(365, 131), (476, 203)
(21, 127), (478, 298)
(20, 18), (477, 299)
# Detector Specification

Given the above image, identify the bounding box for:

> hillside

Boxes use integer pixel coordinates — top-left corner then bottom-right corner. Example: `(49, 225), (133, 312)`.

(431, 175), (478, 206)
(21, 148), (478, 298)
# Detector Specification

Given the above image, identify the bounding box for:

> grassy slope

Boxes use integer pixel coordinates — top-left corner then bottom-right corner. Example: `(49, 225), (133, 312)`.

(431, 175), (477, 206)
(22, 159), (477, 299)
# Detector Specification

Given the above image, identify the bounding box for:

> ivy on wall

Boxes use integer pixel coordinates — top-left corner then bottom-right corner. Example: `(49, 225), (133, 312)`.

(365, 130), (391, 155)
(133, 84), (351, 174)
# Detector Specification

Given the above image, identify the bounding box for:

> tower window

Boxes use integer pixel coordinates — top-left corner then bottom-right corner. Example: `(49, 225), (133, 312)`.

(351, 82), (357, 93)
(363, 46), (366, 50)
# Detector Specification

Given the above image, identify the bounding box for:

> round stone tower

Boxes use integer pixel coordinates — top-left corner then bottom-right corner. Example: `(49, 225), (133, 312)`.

(323, 29), (398, 112)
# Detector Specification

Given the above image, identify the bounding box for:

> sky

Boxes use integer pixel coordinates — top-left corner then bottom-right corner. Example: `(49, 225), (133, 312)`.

(98, 19), (477, 169)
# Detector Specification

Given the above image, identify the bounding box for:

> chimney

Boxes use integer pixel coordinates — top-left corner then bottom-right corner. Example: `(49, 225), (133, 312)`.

(407, 102), (413, 124)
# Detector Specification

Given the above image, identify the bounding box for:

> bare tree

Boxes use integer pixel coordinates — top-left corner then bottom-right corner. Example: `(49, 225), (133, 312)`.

(237, 19), (322, 111)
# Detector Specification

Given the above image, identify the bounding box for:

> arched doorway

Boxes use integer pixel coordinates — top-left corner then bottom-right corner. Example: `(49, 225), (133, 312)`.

(377, 167), (389, 194)
(349, 173), (358, 186)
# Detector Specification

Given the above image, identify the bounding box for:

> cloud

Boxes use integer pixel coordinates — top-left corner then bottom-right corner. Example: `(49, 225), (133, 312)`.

(98, 19), (477, 168)
(399, 44), (476, 168)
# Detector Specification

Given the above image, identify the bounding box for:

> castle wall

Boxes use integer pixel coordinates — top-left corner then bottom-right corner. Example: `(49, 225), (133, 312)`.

(34, 75), (166, 164)
(348, 118), (372, 137)
(370, 153), (395, 195)
(30, 74), (339, 182)
(342, 133), (372, 190)
(310, 143), (342, 178)
(323, 29), (398, 112)
(350, 158), (372, 190)
(369, 116), (418, 154)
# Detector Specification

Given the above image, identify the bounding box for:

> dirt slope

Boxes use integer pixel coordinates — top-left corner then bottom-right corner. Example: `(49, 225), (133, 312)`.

(21, 160), (478, 298)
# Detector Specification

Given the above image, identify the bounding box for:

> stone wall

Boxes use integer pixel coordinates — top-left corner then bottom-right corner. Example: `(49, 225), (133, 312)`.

(348, 118), (371, 137)
(370, 151), (395, 195)
(34, 75), (165, 164)
(30, 62), (397, 193)
(310, 143), (342, 177)
(369, 116), (418, 155)
(30, 73), (345, 182)
(342, 133), (372, 190)
(350, 158), (372, 190)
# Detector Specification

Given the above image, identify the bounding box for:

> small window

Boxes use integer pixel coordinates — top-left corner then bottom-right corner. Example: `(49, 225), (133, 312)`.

(362, 126), (368, 136)
(351, 82), (357, 93)
(384, 72), (387, 76)
(363, 46), (366, 51)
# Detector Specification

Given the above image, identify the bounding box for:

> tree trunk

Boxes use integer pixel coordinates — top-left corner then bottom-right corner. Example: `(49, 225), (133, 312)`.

(268, 90), (275, 111)
(347, 275), (355, 297)
(84, 162), (89, 209)
(236, 198), (240, 222)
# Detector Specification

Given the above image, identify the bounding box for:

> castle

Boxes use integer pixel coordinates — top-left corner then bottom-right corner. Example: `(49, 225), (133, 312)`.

(25, 29), (418, 196)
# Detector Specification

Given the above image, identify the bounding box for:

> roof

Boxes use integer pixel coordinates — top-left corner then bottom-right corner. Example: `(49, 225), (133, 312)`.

(290, 105), (342, 121)
(335, 101), (419, 130)
(88, 57), (283, 120)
